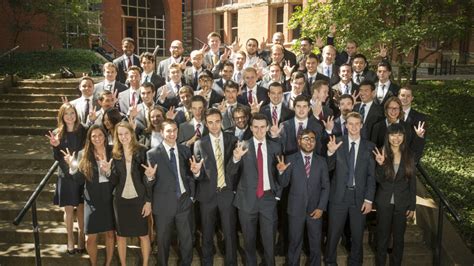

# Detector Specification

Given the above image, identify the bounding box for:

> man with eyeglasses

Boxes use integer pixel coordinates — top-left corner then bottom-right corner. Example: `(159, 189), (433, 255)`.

(225, 106), (252, 141)
(195, 70), (224, 108)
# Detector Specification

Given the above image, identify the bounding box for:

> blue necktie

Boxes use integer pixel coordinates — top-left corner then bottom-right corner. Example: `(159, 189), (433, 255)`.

(347, 142), (356, 187)
(359, 103), (366, 123)
(169, 148), (181, 198)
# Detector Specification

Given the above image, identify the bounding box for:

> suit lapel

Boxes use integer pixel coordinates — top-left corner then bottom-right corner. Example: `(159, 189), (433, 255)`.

(157, 144), (175, 178)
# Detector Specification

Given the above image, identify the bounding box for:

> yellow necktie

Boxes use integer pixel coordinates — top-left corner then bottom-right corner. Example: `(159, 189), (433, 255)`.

(215, 138), (225, 188)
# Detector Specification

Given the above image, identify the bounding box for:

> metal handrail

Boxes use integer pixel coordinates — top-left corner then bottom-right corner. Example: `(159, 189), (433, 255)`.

(97, 35), (120, 58)
(0, 45), (20, 60)
(416, 163), (462, 266)
(12, 160), (59, 266)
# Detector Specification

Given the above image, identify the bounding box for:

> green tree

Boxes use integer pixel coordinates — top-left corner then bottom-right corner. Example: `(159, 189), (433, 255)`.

(2, 0), (101, 49)
(289, 0), (470, 82)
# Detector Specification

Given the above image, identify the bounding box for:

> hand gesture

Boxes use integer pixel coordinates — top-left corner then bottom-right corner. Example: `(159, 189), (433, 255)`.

(269, 119), (284, 138)
(322, 115), (335, 132)
(45, 130), (60, 147)
(220, 47), (231, 62)
(166, 106), (177, 119)
(159, 86), (170, 101)
(372, 147), (385, 166)
(129, 103), (138, 121)
(189, 155), (204, 175)
(112, 90), (119, 105)
(142, 202), (152, 217)
(329, 24), (337, 37)
(88, 108), (97, 122)
(97, 154), (112, 175)
(406, 210), (415, 219)
(233, 141), (248, 161)
(414, 121), (426, 138)
(259, 37), (268, 51)
(200, 43), (210, 54)
(327, 135), (343, 154)
(310, 209), (323, 219)
(141, 160), (157, 179)
(217, 99), (227, 113)
(60, 148), (76, 167)
(61, 96), (69, 104)
(351, 90), (360, 105)
(379, 44), (388, 58)
(186, 134), (199, 147)
(276, 155), (291, 172)
(361, 201), (372, 214)
(283, 60), (295, 77)
(231, 36), (242, 53)
(179, 57), (190, 70)
(250, 99), (263, 114)
(315, 36), (324, 49)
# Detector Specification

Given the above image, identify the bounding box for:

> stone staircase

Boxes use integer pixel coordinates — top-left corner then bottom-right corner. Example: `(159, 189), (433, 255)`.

(0, 79), (434, 265)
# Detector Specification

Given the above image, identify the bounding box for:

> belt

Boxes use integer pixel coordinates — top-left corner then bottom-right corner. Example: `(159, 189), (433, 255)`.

(346, 186), (355, 190)
(216, 186), (230, 193)
(263, 190), (273, 196)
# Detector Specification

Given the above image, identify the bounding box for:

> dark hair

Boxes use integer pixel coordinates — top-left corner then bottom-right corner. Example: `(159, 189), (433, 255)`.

(339, 94), (354, 104)
(353, 53), (368, 64)
(205, 108), (223, 121)
(306, 53), (319, 62)
(79, 125), (109, 181)
(191, 95), (207, 106)
(122, 37), (135, 45)
(298, 128), (316, 139)
(293, 94), (310, 108)
(220, 61), (234, 71)
(98, 90), (113, 101)
(246, 38), (259, 47)
(140, 81), (156, 93)
(311, 80), (329, 94)
(384, 96), (404, 120)
(300, 37), (313, 45)
(347, 40), (358, 47)
(250, 113), (269, 126)
(268, 81), (284, 92)
(161, 118), (177, 130)
(339, 63), (352, 72)
(382, 123), (415, 181)
(377, 61), (392, 72)
(224, 80), (239, 91)
(359, 80), (376, 91)
(291, 71), (306, 81)
(103, 108), (123, 133)
(233, 106), (249, 119)
(139, 52), (155, 63)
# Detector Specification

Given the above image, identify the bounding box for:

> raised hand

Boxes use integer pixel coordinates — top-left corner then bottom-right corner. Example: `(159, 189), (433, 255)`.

(141, 160), (157, 179)
(88, 108), (97, 122)
(159, 86), (170, 102)
(312, 99), (323, 118)
(231, 36), (242, 53)
(60, 148), (76, 167)
(315, 36), (324, 49)
(269, 118), (284, 138)
(129, 103), (139, 121)
(250, 99), (263, 114)
(189, 155), (204, 175)
(45, 130), (60, 147)
(259, 37), (268, 51)
(414, 121), (426, 138)
(166, 106), (177, 119)
(98, 155), (113, 175)
(372, 147), (385, 166)
(220, 47), (231, 62)
(327, 135), (343, 154)
(200, 43), (210, 54)
(61, 96), (69, 104)
(179, 57), (190, 70)
(283, 60), (295, 77)
(217, 99), (227, 113)
(322, 115), (335, 132)
(233, 141), (248, 161)
(112, 90), (119, 105)
(276, 155), (291, 172)
(351, 90), (361, 105)
(379, 43), (388, 58)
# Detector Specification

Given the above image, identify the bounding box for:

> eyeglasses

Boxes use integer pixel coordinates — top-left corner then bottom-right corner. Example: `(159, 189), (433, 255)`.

(233, 116), (247, 121)
(300, 136), (316, 143)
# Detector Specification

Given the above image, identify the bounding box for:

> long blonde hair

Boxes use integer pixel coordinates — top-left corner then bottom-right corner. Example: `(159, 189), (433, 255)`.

(79, 125), (108, 181)
(56, 103), (81, 140)
(112, 121), (140, 160)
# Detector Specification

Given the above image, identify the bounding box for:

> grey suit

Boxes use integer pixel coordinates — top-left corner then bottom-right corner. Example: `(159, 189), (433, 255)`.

(118, 88), (141, 115)
(325, 137), (376, 266)
(177, 120), (208, 148)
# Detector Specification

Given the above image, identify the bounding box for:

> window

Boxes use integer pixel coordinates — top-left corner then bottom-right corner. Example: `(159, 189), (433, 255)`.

(231, 12), (238, 40)
(275, 6), (284, 33)
(216, 13), (225, 41)
(292, 5), (302, 39)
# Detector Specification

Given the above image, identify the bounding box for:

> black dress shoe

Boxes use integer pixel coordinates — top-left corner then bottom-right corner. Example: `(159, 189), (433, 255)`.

(66, 249), (76, 255)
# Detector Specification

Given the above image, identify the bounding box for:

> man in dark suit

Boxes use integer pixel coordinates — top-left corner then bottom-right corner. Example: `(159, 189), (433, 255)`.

(213, 61), (234, 97)
(317, 45), (340, 86)
(296, 37), (314, 72)
(113, 37), (140, 84)
(177, 95), (208, 148)
(146, 119), (197, 266)
(283, 71), (307, 110)
(157, 40), (186, 82)
(261, 82), (294, 126)
(193, 108), (238, 266)
(237, 67), (269, 107)
(335, 40), (358, 66)
(271, 95), (324, 156)
(332, 64), (359, 98)
(304, 53), (331, 96)
(130, 82), (156, 135)
(156, 63), (185, 110)
(279, 129), (330, 266)
(374, 61), (400, 106)
(310, 79), (335, 122)
(324, 112), (376, 266)
(260, 32), (297, 67)
(227, 113), (283, 266)
(225, 106), (252, 141)
(352, 54), (377, 85)
(139, 52), (165, 90)
(94, 62), (128, 100)
(353, 80), (384, 140)
(195, 70), (224, 108)
(331, 94), (355, 138)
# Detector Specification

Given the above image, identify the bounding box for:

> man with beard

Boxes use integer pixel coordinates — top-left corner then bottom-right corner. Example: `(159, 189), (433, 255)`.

(157, 40), (187, 82)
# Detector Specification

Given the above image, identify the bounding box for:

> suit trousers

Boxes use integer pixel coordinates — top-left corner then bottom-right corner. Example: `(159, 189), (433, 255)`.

(200, 189), (237, 266)
(325, 189), (367, 266)
(376, 204), (408, 266)
(238, 193), (278, 266)
(287, 213), (323, 266)
(154, 195), (193, 266)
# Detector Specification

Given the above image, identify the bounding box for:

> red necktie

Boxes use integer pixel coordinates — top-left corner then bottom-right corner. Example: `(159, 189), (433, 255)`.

(305, 156), (311, 177)
(195, 123), (201, 138)
(128, 56), (133, 69)
(131, 92), (136, 106)
(256, 143), (264, 198)
(248, 89), (253, 105)
(318, 110), (324, 121)
(272, 106), (278, 124)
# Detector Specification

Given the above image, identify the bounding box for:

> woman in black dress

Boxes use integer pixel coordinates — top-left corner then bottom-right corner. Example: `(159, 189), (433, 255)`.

(46, 103), (86, 254)
(105, 121), (152, 265)
(64, 125), (115, 266)
(373, 124), (417, 266)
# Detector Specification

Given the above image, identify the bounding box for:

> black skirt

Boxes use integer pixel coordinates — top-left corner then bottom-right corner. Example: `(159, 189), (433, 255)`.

(84, 181), (115, 234)
(113, 196), (148, 237)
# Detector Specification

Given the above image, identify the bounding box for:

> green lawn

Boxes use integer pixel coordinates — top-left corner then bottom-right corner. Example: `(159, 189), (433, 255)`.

(413, 80), (474, 251)
(0, 49), (107, 78)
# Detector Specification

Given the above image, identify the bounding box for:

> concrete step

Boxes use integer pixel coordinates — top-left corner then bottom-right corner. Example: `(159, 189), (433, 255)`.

(1, 93), (72, 102)
(16, 78), (100, 88)
(0, 108), (58, 117)
(0, 100), (63, 109)
(0, 125), (52, 136)
(0, 116), (56, 127)
(0, 155), (53, 170)
(7, 87), (79, 96)
(0, 183), (55, 202)
(0, 200), (63, 222)
(0, 169), (56, 184)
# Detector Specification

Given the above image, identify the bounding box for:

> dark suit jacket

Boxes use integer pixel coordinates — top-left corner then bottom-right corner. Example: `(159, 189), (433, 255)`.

(113, 54), (140, 84)
(177, 120), (209, 146)
(143, 72), (165, 92)
(94, 80), (128, 99)
(354, 102), (384, 140)
(196, 89), (224, 108)
(278, 116), (324, 156)
(237, 85), (269, 107)
(261, 103), (294, 125)
(227, 139), (283, 213)
(374, 81), (400, 106)
(332, 116), (345, 138)
(224, 126), (252, 141)
(327, 137), (376, 207)
(193, 133), (238, 203)
(110, 145), (151, 203)
(279, 152), (330, 216)
(146, 143), (195, 216)
(304, 72), (330, 96)
(156, 83), (181, 109)
(317, 63), (340, 86)
(354, 69), (377, 85)
(375, 158), (416, 211)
